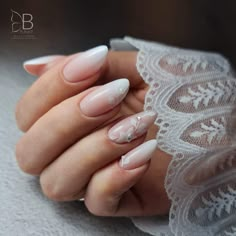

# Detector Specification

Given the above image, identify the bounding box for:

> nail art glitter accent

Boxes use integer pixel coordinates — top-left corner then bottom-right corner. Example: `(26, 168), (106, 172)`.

(108, 111), (157, 143)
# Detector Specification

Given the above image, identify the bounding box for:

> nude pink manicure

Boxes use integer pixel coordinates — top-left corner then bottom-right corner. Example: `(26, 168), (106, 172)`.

(108, 111), (157, 143)
(23, 55), (62, 66)
(120, 140), (157, 170)
(80, 79), (130, 117)
(63, 45), (108, 83)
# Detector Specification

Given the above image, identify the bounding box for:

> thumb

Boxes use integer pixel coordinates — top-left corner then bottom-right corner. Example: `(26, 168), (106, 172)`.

(84, 140), (157, 217)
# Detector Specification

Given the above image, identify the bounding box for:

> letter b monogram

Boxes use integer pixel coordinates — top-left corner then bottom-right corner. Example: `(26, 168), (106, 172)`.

(22, 14), (33, 30)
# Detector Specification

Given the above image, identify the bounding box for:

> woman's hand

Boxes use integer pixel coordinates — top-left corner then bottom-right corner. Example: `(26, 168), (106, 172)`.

(15, 47), (171, 216)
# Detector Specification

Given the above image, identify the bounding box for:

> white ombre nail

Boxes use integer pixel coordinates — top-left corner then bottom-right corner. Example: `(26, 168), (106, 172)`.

(120, 140), (157, 170)
(108, 111), (157, 143)
(63, 45), (108, 83)
(23, 55), (62, 66)
(80, 79), (129, 117)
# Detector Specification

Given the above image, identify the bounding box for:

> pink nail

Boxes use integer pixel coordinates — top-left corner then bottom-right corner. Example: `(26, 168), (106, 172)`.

(63, 45), (108, 83)
(23, 55), (63, 66)
(80, 79), (129, 117)
(108, 111), (157, 143)
(120, 140), (157, 170)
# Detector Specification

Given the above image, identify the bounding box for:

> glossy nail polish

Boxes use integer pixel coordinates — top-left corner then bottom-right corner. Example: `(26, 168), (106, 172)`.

(108, 111), (157, 143)
(63, 45), (108, 83)
(120, 140), (157, 170)
(23, 55), (62, 66)
(80, 79), (129, 117)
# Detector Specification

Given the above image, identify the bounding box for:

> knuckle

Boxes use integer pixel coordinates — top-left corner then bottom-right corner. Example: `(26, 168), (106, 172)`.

(69, 189), (86, 201)
(84, 200), (113, 217)
(84, 201), (103, 216)
(40, 178), (63, 201)
(15, 101), (28, 132)
(92, 172), (113, 196)
(40, 174), (68, 201)
(84, 179), (115, 216)
(15, 140), (41, 175)
(15, 140), (30, 173)
(96, 181), (110, 196)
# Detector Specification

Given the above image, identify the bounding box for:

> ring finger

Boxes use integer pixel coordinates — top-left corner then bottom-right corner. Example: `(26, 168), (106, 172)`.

(39, 111), (156, 201)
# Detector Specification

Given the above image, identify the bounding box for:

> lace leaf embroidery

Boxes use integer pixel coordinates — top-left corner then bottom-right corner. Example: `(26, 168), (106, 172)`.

(190, 118), (226, 144)
(195, 185), (236, 222)
(166, 57), (210, 72)
(165, 56), (225, 73)
(178, 81), (234, 109)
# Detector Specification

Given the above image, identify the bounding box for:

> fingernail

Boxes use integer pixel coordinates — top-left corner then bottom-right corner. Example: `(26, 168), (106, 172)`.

(120, 140), (157, 170)
(80, 79), (129, 117)
(63, 45), (108, 83)
(23, 55), (62, 66)
(108, 111), (157, 143)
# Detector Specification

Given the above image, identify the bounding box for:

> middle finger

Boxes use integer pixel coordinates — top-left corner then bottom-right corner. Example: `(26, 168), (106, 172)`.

(16, 79), (129, 175)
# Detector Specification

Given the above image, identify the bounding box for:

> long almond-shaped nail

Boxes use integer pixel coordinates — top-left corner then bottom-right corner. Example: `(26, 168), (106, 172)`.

(63, 45), (108, 83)
(23, 55), (63, 66)
(120, 140), (157, 170)
(80, 79), (129, 117)
(108, 111), (157, 143)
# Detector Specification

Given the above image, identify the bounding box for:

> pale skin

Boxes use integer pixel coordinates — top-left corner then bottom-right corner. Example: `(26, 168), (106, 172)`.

(15, 51), (172, 217)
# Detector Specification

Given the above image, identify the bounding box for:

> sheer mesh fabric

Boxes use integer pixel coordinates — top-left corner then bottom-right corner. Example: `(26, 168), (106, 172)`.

(110, 37), (236, 236)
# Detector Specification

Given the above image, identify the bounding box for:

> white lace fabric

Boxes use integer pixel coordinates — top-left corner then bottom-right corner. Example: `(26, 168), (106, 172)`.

(110, 37), (236, 236)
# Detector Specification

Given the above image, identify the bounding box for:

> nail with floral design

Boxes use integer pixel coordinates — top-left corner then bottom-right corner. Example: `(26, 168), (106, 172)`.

(108, 111), (157, 144)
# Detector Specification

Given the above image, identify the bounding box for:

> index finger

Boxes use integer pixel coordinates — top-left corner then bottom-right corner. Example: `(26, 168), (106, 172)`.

(16, 48), (141, 132)
(16, 46), (108, 131)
